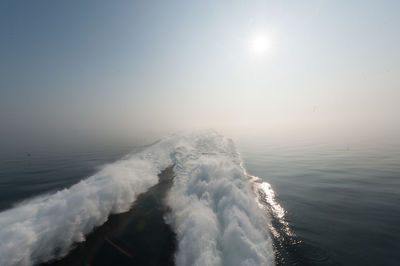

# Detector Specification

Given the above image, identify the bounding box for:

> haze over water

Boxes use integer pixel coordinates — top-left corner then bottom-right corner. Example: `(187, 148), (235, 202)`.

(1, 0), (400, 265)
(1, 0), (399, 149)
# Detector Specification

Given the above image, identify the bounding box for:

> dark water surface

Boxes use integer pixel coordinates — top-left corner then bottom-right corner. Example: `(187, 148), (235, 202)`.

(0, 146), (134, 212)
(43, 166), (176, 266)
(238, 138), (400, 266)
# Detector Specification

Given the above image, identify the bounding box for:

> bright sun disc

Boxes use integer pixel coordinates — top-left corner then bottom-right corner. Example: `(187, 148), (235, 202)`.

(251, 35), (269, 54)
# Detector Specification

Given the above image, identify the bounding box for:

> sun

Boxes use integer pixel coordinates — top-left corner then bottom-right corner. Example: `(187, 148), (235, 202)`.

(250, 34), (269, 54)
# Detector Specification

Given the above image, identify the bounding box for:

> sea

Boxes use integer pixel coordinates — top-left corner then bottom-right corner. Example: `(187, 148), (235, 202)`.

(0, 132), (399, 265)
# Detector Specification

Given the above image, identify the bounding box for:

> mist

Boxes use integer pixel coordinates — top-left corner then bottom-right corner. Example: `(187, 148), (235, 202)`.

(1, 0), (399, 152)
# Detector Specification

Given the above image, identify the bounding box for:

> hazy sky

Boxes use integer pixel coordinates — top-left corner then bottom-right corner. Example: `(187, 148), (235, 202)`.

(1, 0), (399, 148)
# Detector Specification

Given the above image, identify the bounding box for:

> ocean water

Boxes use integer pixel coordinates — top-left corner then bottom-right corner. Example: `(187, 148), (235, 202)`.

(0, 132), (399, 265)
(238, 137), (400, 265)
(0, 145), (135, 212)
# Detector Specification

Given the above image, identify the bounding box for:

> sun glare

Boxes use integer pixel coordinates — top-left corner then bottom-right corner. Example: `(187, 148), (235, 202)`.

(250, 34), (269, 54)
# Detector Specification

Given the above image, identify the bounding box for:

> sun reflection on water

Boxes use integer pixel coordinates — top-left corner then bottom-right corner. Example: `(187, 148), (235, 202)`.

(248, 174), (297, 242)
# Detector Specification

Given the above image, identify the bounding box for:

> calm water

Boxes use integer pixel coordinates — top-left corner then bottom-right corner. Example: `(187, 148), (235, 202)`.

(1, 138), (400, 265)
(238, 138), (400, 265)
(0, 145), (134, 212)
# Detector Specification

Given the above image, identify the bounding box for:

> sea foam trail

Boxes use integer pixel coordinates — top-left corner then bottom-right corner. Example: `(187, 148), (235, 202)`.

(166, 131), (274, 266)
(0, 142), (175, 266)
(0, 130), (274, 266)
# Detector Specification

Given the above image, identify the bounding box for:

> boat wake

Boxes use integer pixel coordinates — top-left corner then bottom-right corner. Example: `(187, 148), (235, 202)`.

(0, 130), (277, 266)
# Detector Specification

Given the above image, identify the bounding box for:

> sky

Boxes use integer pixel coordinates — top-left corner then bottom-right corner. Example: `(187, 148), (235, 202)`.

(1, 0), (399, 149)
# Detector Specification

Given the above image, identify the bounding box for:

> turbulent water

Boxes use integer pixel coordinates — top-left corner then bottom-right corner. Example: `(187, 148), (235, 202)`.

(1, 130), (399, 266)
(0, 130), (275, 266)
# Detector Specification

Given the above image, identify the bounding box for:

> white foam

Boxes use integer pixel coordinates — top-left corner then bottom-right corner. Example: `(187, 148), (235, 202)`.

(0, 143), (174, 266)
(0, 130), (274, 266)
(165, 130), (274, 266)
